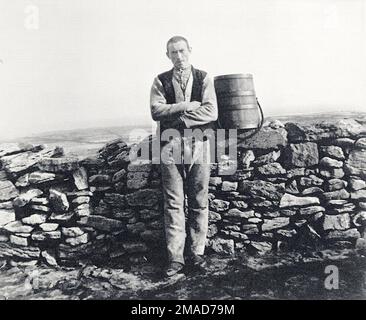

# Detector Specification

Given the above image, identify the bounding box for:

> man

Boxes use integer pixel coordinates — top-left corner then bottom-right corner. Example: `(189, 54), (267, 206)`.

(150, 36), (218, 277)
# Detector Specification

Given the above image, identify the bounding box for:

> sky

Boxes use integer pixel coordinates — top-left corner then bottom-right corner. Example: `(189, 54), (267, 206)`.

(0, 0), (365, 139)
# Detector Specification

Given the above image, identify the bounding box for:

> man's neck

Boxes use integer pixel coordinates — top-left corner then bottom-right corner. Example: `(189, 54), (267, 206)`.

(174, 64), (192, 72)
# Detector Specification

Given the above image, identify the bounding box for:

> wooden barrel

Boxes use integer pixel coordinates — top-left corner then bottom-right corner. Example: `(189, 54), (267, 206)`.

(214, 74), (262, 129)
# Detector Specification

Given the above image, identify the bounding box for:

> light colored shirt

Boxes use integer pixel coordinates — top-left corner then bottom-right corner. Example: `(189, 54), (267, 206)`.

(150, 66), (218, 129)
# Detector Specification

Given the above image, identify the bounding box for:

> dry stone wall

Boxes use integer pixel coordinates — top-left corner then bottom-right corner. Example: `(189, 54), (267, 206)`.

(1, 118), (366, 266)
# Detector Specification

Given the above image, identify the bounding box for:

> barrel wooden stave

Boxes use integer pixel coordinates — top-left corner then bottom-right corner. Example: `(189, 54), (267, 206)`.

(214, 74), (261, 130)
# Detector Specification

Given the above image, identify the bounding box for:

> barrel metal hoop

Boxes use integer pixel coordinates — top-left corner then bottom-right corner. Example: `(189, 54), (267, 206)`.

(214, 73), (253, 80)
(216, 90), (256, 97)
(218, 103), (259, 110)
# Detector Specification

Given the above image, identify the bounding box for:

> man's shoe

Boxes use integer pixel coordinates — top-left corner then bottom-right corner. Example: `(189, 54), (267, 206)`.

(188, 255), (207, 269)
(164, 262), (184, 277)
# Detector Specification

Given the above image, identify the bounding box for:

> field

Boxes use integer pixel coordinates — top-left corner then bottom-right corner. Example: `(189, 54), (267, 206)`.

(3, 111), (366, 159)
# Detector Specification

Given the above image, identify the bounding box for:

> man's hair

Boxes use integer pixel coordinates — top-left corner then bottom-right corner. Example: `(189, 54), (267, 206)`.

(166, 36), (190, 53)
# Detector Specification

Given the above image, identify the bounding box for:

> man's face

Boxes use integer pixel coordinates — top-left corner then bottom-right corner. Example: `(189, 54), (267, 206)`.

(166, 40), (191, 70)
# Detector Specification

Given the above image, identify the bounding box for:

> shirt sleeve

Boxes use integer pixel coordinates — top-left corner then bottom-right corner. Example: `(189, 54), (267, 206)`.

(150, 77), (189, 121)
(180, 73), (218, 128)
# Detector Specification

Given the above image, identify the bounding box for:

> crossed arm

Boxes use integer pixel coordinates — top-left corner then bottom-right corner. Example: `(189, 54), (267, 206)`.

(150, 74), (218, 128)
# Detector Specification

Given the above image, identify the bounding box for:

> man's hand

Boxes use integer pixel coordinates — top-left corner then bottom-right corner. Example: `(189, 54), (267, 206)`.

(186, 101), (201, 112)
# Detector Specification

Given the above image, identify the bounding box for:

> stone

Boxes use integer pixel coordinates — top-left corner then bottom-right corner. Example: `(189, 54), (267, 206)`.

(13, 189), (43, 207)
(284, 142), (319, 167)
(279, 193), (320, 208)
(221, 181), (238, 192)
(239, 180), (285, 201)
(222, 230), (249, 241)
(302, 187), (324, 195)
(299, 206), (325, 216)
(22, 214), (47, 225)
(121, 241), (148, 254)
(39, 223), (59, 232)
(323, 214), (350, 231)
(286, 180), (299, 194)
(49, 189), (69, 212)
(209, 177), (222, 187)
(345, 149), (366, 178)
(78, 215), (124, 232)
(3, 221), (34, 233)
(88, 174), (111, 185)
(31, 231), (61, 241)
(74, 204), (91, 217)
(72, 167), (89, 190)
(0, 201), (13, 210)
(1, 146), (63, 175)
(319, 168), (345, 179)
(0, 171), (7, 181)
(37, 157), (79, 172)
(263, 211), (281, 218)
(209, 211), (221, 222)
(359, 202), (366, 209)
(248, 218), (262, 224)
(277, 229), (297, 238)
(325, 179), (347, 192)
(0, 210), (16, 226)
(28, 172), (57, 184)
(112, 168), (127, 183)
(10, 235), (29, 246)
(250, 241), (272, 254)
(231, 201), (248, 209)
(299, 176), (323, 187)
(65, 233), (89, 246)
(14, 173), (29, 187)
(103, 193), (126, 208)
(237, 127), (288, 149)
(349, 177), (366, 191)
(126, 222), (145, 234)
(286, 168), (305, 178)
(139, 209), (160, 220)
(355, 137), (366, 149)
(240, 150), (255, 168)
(71, 196), (90, 205)
(262, 217), (290, 231)
(319, 157), (343, 168)
(209, 199), (230, 212)
(218, 157), (238, 176)
(207, 224), (218, 237)
(30, 197), (49, 205)
(285, 119), (364, 142)
(41, 250), (58, 267)
(0, 180), (19, 201)
(0, 242), (40, 259)
(125, 189), (160, 207)
(253, 150), (280, 165)
(356, 238), (366, 252)
(127, 160), (152, 172)
(223, 209), (255, 219)
(66, 190), (93, 198)
(49, 211), (74, 223)
(0, 142), (39, 157)
(61, 227), (84, 237)
(323, 189), (350, 200)
(208, 237), (235, 255)
(320, 145), (345, 160)
(257, 162), (286, 176)
(325, 228), (361, 240)
(112, 209), (135, 219)
(30, 204), (50, 212)
(241, 224), (259, 234)
(127, 171), (149, 189)
(350, 189), (366, 200)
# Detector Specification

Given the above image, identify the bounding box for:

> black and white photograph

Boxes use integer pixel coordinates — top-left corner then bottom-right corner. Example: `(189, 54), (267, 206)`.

(0, 0), (366, 306)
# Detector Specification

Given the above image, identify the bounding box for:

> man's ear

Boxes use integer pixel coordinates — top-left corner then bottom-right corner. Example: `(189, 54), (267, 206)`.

(188, 46), (192, 53)
(166, 51), (170, 59)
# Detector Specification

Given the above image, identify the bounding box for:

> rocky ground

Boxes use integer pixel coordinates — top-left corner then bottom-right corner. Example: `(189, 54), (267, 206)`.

(0, 249), (365, 300)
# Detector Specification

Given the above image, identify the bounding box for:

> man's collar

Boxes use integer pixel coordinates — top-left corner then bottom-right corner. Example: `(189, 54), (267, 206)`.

(173, 64), (192, 73)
